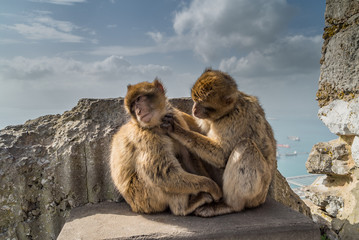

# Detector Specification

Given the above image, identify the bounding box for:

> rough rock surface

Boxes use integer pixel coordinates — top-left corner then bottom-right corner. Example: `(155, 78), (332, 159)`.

(352, 136), (359, 167)
(306, 139), (354, 176)
(57, 199), (319, 240)
(317, 0), (359, 107)
(0, 97), (308, 240)
(318, 98), (359, 135)
(305, 1), (359, 239)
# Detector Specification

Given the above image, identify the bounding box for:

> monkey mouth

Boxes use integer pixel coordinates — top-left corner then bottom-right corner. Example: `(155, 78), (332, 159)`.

(139, 113), (152, 123)
(193, 112), (205, 119)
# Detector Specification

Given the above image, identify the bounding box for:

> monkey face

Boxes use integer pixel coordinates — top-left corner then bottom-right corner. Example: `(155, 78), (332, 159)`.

(191, 69), (238, 121)
(192, 101), (215, 119)
(125, 79), (167, 128)
(132, 94), (163, 126)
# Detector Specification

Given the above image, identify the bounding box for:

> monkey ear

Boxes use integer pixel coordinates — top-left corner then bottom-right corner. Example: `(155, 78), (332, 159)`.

(127, 84), (132, 90)
(204, 67), (212, 72)
(153, 78), (165, 94)
(225, 96), (234, 105)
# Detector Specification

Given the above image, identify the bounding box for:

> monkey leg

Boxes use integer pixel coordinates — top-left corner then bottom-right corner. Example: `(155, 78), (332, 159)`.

(223, 139), (270, 210)
(195, 139), (271, 217)
(169, 192), (213, 216)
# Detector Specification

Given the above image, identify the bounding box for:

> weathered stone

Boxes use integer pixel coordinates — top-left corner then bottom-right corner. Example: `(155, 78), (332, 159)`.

(318, 98), (359, 135)
(0, 97), (308, 240)
(318, 2), (359, 107)
(0, 98), (125, 240)
(306, 192), (343, 218)
(338, 221), (359, 240)
(307, 1), (359, 238)
(325, 196), (344, 218)
(304, 199), (340, 240)
(325, 0), (359, 24)
(306, 139), (353, 175)
(269, 170), (311, 216)
(352, 136), (359, 167)
(304, 177), (344, 218)
(57, 199), (320, 240)
(305, 171), (359, 239)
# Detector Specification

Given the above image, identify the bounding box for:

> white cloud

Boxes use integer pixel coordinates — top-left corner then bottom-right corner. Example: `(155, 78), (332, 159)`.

(0, 38), (24, 44)
(91, 45), (161, 56)
(7, 23), (83, 42)
(147, 31), (164, 43)
(106, 24), (117, 29)
(0, 55), (174, 128)
(30, 0), (87, 5)
(3, 11), (92, 43)
(0, 55), (172, 86)
(34, 16), (77, 32)
(172, 0), (294, 61)
(91, 0), (293, 61)
(219, 35), (323, 79)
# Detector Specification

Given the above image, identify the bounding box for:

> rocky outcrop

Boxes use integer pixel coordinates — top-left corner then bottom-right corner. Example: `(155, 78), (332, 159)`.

(305, 0), (359, 239)
(317, 0), (359, 108)
(0, 97), (308, 240)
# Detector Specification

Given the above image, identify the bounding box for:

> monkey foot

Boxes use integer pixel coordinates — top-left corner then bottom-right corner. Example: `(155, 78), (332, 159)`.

(194, 202), (234, 217)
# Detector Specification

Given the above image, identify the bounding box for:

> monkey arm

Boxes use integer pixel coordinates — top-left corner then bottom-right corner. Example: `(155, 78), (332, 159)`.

(137, 152), (222, 201)
(163, 119), (227, 168)
(171, 108), (202, 133)
(178, 111), (203, 133)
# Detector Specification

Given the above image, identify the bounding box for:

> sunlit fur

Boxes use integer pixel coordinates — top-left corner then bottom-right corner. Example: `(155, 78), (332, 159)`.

(124, 79), (167, 128)
(191, 69), (239, 120)
(110, 79), (222, 216)
(164, 69), (277, 217)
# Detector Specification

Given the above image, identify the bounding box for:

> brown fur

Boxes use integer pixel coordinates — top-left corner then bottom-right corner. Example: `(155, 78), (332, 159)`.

(110, 79), (222, 216)
(162, 69), (277, 217)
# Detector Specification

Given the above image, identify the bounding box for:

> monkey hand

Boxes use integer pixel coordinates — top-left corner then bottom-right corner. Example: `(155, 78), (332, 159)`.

(206, 181), (222, 202)
(161, 113), (174, 132)
(161, 113), (181, 133)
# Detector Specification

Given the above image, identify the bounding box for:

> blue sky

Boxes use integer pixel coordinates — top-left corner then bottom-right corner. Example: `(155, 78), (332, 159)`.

(0, 0), (326, 129)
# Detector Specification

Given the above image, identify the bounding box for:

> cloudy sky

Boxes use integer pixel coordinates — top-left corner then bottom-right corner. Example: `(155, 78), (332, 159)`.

(0, 0), (325, 129)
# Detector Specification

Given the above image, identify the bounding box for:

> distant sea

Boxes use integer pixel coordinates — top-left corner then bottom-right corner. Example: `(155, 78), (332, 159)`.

(268, 117), (336, 178)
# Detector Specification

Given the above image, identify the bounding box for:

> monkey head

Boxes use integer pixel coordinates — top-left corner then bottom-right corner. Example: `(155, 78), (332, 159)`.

(191, 69), (238, 121)
(125, 79), (167, 128)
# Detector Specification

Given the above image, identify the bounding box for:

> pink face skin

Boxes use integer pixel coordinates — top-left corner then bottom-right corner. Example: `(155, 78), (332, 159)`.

(192, 102), (207, 119)
(133, 95), (153, 123)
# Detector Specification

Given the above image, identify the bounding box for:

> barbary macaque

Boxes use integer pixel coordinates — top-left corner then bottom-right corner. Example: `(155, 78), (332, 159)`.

(110, 79), (222, 216)
(161, 69), (277, 217)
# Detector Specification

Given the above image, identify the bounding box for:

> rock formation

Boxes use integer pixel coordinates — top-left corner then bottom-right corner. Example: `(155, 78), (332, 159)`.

(0, 97), (309, 240)
(305, 0), (359, 239)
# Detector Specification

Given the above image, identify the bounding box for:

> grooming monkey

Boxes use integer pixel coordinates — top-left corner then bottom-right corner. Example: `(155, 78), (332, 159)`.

(110, 79), (222, 216)
(161, 69), (277, 217)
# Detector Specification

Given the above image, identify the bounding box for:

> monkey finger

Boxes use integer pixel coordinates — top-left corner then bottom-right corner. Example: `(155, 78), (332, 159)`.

(164, 115), (174, 122)
(160, 122), (170, 128)
(164, 113), (174, 118)
(160, 123), (174, 132)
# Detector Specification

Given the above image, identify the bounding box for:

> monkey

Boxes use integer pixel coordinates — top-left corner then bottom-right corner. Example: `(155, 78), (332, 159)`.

(110, 79), (222, 216)
(161, 69), (277, 217)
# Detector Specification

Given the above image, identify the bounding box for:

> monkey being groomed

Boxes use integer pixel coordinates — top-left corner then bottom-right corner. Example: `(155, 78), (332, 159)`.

(161, 69), (277, 217)
(110, 79), (222, 216)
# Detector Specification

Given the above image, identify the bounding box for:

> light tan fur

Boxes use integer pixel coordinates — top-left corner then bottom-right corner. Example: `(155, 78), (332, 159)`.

(110, 79), (222, 216)
(161, 69), (277, 217)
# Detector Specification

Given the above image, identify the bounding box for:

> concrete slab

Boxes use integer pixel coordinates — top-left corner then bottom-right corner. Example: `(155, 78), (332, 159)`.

(57, 198), (320, 240)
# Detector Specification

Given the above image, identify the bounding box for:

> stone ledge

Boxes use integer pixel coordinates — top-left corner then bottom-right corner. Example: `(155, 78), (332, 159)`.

(57, 198), (320, 240)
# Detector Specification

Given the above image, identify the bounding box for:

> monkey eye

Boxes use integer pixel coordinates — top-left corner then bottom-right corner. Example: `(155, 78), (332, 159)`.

(204, 106), (216, 112)
(145, 93), (155, 99)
